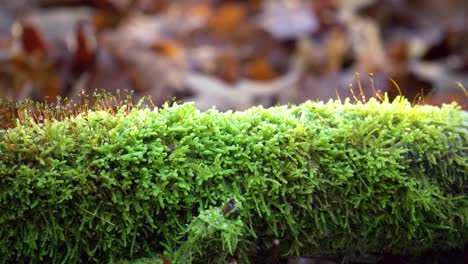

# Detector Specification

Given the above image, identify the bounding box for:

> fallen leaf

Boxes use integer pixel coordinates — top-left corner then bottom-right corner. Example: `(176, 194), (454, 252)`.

(214, 49), (240, 84)
(17, 21), (48, 54)
(244, 56), (277, 81)
(150, 39), (183, 60)
(71, 20), (97, 75)
(208, 3), (246, 36)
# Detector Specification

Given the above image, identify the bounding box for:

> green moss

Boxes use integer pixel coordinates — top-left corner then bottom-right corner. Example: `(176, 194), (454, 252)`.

(170, 200), (248, 264)
(0, 96), (466, 263)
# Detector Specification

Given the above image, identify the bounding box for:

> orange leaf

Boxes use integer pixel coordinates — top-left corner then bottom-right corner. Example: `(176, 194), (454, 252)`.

(208, 3), (246, 35)
(151, 40), (183, 60)
(245, 57), (277, 81)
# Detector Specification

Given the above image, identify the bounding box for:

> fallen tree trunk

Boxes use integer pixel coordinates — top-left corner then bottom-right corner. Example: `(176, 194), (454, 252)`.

(0, 97), (466, 263)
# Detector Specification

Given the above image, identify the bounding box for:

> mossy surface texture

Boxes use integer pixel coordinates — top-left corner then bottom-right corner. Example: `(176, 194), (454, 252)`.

(0, 97), (467, 263)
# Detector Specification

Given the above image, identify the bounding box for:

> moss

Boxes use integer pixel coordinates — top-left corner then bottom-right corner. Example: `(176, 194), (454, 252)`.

(0, 96), (466, 263)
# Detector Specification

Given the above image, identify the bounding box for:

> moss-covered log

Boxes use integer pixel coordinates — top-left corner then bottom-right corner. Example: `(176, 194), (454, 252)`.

(0, 97), (466, 263)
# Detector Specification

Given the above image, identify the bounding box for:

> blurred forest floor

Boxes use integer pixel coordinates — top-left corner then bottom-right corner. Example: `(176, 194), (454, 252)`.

(0, 1), (467, 263)
(1, 0), (468, 111)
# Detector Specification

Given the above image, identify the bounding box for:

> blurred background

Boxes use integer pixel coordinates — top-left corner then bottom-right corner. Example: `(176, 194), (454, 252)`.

(0, 0), (467, 110)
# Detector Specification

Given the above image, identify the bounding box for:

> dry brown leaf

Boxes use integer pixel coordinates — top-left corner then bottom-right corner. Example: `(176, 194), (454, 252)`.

(17, 21), (48, 54)
(92, 10), (122, 30)
(208, 3), (246, 36)
(244, 56), (277, 81)
(20, 8), (93, 42)
(71, 21), (97, 75)
(214, 49), (240, 84)
(388, 38), (408, 67)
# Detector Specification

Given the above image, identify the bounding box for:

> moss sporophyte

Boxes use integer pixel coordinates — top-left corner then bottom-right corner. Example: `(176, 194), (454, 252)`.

(0, 95), (466, 263)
